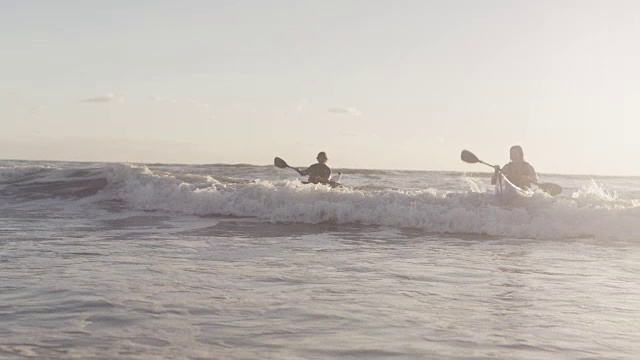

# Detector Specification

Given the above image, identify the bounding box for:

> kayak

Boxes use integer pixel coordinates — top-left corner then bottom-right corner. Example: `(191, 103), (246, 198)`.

(495, 173), (533, 202)
(301, 180), (342, 189)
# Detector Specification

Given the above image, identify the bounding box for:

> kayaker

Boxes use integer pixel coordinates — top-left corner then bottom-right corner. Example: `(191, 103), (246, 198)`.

(298, 152), (332, 184)
(491, 145), (538, 189)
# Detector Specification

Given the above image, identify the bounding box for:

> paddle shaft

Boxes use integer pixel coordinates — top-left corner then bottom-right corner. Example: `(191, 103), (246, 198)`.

(284, 165), (304, 175)
(478, 160), (496, 170)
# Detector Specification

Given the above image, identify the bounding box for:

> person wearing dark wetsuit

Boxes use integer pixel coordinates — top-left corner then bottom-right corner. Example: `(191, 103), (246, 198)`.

(491, 145), (538, 189)
(297, 152), (331, 184)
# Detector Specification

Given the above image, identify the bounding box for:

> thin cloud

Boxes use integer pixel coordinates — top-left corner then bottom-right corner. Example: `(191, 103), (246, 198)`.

(82, 94), (124, 103)
(296, 99), (309, 112)
(328, 107), (362, 116)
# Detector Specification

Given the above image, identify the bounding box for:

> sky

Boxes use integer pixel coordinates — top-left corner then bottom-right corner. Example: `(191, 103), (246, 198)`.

(1, 0), (639, 175)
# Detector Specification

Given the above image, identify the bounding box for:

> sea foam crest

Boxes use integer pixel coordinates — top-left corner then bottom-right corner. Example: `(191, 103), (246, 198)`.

(97, 164), (640, 241)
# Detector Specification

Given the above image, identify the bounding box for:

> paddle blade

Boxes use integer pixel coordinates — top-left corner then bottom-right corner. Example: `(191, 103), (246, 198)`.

(461, 150), (480, 164)
(274, 157), (289, 169)
(538, 182), (562, 196)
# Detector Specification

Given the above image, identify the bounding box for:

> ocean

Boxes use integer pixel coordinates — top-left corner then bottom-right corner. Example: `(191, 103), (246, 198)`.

(1, 160), (638, 359)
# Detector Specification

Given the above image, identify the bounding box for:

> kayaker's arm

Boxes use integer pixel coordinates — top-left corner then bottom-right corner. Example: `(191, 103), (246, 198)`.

(297, 166), (312, 176)
(527, 164), (539, 186)
(490, 165), (501, 185)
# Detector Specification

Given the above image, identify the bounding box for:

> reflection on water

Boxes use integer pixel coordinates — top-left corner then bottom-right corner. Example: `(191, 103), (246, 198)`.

(1, 214), (639, 359)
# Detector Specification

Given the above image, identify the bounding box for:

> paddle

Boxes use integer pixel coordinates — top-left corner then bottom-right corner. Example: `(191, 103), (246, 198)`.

(533, 182), (562, 196)
(461, 150), (497, 169)
(460, 150), (562, 196)
(274, 157), (304, 175)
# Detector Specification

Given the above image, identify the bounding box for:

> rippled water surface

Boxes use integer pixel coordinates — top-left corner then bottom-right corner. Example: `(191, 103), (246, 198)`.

(1, 161), (639, 358)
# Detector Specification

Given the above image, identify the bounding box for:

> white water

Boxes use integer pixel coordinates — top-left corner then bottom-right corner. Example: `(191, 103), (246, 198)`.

(1, 160), (639, 358)
(5, 161), (638, 240)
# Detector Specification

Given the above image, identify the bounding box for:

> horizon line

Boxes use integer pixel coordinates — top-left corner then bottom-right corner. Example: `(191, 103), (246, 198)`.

(1, 157), (637, 179)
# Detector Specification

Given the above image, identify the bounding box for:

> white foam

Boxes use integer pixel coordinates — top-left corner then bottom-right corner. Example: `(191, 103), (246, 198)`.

(95, 164), (640, 241)
(0, 165), (57, 182)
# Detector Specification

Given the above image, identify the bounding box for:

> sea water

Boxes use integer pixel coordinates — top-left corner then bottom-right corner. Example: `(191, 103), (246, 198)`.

(1, 160), (638, 359)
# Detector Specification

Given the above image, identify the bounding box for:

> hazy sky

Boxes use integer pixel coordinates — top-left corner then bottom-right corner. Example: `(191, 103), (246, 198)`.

(1, 0), (639, 175)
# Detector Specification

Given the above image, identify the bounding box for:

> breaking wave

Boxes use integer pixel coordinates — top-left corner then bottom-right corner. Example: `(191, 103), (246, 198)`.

(1, 163), (639, 240)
